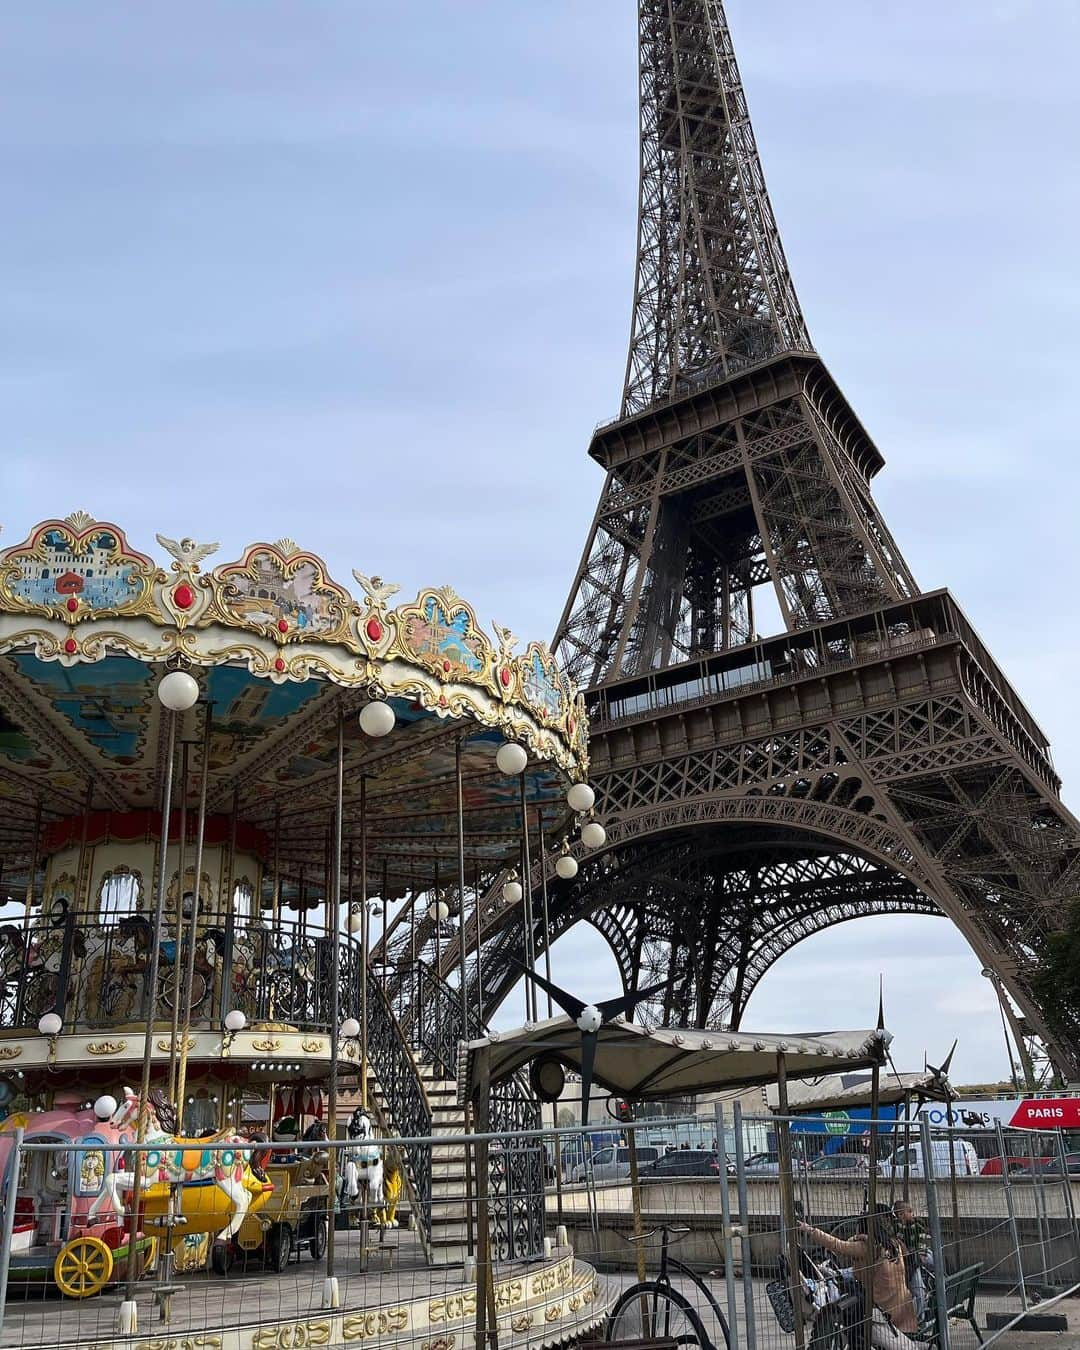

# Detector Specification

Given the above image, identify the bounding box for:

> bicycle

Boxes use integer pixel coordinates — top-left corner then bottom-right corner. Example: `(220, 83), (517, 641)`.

(606, 1225), (731, 1348)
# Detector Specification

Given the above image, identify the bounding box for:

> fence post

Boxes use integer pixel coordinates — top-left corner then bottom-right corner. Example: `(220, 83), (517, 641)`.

(994, 1119), (1028, 1310)
(919, 1114), (951, 1350)
(0, 1125), (25, 1344)
(732, 1102), (757, 1350)
(715, 1103), (742, 1350)
(1027, 1131), (1051, 1291)
(1053, 1127), (1080, 1282)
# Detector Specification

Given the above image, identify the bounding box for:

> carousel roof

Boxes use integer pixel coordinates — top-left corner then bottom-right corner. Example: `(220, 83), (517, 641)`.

(0, 513), (587, 895)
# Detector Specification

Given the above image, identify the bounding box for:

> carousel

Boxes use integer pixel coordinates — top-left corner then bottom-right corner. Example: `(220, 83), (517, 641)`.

(0, 513), (606, 1347)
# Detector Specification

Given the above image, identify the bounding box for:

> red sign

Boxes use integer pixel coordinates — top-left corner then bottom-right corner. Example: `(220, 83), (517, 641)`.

(1008, 1098), (1080, 1130)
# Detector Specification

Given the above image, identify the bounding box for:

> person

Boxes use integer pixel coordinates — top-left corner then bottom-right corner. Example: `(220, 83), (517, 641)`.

(798, 1206), (920, 1348)
(892, 1200), (933, 1319)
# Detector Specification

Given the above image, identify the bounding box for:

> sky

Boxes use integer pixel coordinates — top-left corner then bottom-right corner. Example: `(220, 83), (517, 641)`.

(3, 2), (1079, 1087)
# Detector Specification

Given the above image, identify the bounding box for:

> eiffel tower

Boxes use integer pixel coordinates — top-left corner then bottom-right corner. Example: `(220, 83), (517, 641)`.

(411, 1), (1080, 1083)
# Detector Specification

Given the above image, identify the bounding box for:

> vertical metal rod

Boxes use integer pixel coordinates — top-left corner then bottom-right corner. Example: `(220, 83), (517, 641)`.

(176, 700), (213, 1115)
(126, 707), (179, 1302)
(714, 1102), (742, 1350)
(454, 735), (475, 1257)
(1054, 1127), (1080, 1281)
(455, 736), (469, 1038)
(359, 775), (369, 1111)
(272, 804), (282, 928)
(326, 709), (345, 1282)
(919, 1113), (951, 1349)
(775, 1055), (805, 1350)
(76, 776), (95, 909)
(167, 743), (190, 1103)
(474, 863), (485, 1026)
(0, 1126), (25, 1343)
(432, 857), (441, 1063)
(536, 808), (553, 1014)
(732, 1101), (757, 1350)
(1029, 1130), (1051, 1290)
(518, 774), (536, 1022)
(865, 1061), (881, 1350)
(21, 799), (42, 937)
(995, 1119), (1028, 1309)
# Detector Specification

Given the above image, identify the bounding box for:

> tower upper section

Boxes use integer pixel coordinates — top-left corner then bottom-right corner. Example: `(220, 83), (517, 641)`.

(622, 0), (812, 416)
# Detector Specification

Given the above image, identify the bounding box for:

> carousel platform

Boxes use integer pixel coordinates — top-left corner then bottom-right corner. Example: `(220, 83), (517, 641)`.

(1, 1229), (611, 1350)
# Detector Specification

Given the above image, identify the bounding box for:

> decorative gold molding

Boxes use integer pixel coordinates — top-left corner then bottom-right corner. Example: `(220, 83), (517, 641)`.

(156, 1037), (196, 1054)
(0, 1045), (22, 1060)
(342, 1307), (409, 1341)
(250, 1320), (331, 1350)
(86, 1040), (127, 1056)
(251, 1037), (282, 1053)
(301, 1038), (326, 1055)
(135, 1338), (223, 1350)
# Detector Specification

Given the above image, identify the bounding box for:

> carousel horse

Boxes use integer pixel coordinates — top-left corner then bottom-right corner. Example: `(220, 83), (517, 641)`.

(89, 1088), (264, 1245)
(340, 1106), (384, 1213)
(372, 1146), (402, 1229)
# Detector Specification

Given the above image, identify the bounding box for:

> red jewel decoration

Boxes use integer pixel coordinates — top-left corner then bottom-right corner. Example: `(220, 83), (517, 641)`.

(274, 657), (286, 673)
(366, 617), (383, 642)
(499, 667), (511, 689)
(277, 619), (288, 634)
(65, 596), (79, 613)
(568, 719), (576, 736)
(173, 583), (195, 611)
(63, 638), (78, 655)
(443, 660), (451, 673)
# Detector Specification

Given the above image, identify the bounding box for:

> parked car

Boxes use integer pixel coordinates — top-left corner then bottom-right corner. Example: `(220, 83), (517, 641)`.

(885, 1140), (980, 1178)
(1014, 1152), (1080, 1178)
(571, 1145), (659, 1183)
(743, 1151), (781, 1175)
(807, 1152), (871, 1176)
(640, 1149), (727, 1179)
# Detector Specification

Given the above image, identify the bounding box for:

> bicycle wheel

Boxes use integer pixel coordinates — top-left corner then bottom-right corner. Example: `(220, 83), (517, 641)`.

(608, 1281), (711, 1348)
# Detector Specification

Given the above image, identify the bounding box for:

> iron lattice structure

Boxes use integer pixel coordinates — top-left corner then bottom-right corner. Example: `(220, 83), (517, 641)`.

(398, 0), (1080, 1081)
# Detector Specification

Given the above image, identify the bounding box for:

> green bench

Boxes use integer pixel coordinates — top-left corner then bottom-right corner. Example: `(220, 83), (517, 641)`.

(914, 1262), (983, 1347)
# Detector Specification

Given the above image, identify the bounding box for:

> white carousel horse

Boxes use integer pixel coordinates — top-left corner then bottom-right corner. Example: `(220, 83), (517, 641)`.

(89, 1088), (256, 1243)
(340, 1106), (384, 1210)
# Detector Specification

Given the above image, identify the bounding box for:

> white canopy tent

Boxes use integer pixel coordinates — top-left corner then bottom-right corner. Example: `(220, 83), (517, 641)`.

(763, 1067), (952, 1115)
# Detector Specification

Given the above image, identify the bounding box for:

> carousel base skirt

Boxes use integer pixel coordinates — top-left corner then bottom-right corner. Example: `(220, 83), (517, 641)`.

(0, 1228), (611, 1350)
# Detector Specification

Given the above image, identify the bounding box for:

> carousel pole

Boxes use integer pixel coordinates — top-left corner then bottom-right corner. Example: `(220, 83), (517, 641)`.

(454, 734), (476, 1257)
(176, 699), (213, 1119)
(518, 775), (536, 1022)
(359, 775), (369, 1111)
(473, 863), (485, 1026)
(20, 797), (42, 938)
(535, 807), (553, 1012)
(166, 742), (190, 1105)
(123, 671), (193, 1326)
(272, 803), (282, 928)
(324, 708), (345, 1306)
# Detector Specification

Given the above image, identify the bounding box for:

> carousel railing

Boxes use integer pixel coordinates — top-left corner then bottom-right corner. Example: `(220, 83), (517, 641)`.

(0, 910), (365, 1036)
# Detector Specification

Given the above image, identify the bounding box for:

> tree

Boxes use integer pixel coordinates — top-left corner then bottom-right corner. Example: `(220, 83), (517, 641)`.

(1033, 899), (1080, 1050)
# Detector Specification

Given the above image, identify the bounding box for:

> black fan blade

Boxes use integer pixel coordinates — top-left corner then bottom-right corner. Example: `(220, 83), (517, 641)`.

(597, 979), (670, 1022)
(507, 957), (586, 1021)
(579, 1029), (598, 1124)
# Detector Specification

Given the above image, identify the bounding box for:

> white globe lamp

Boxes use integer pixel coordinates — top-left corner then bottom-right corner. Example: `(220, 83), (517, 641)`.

(496, 742), (528, 775)
(428, 899), (450, 923)
(576, 1005), (603, 1034)
(581, 819), (607, 849)
(157, 670), (199, 712)
(567, 782), (596, 814)
(348, 911), (363, 935)
(340, 1017), (360, 1039)
(37, 1011), (63, 1037)
(359, 700), (395, 737)
(503, 876), (523, 904)
(224, 1009), (247, 1033)
(93, 1094), (118, 1121)
(555, 846), (579, 881)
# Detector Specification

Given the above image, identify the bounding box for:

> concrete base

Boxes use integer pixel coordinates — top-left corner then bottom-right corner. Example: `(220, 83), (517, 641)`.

(986, 1311), (1069, 1332)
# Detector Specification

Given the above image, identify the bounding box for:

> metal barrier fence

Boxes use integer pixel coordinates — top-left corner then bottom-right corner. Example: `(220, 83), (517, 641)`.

(0, 1111), (1076, 1349)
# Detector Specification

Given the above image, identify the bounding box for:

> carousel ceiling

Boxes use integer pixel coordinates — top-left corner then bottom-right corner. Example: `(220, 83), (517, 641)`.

(0, 514), (587, 892)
